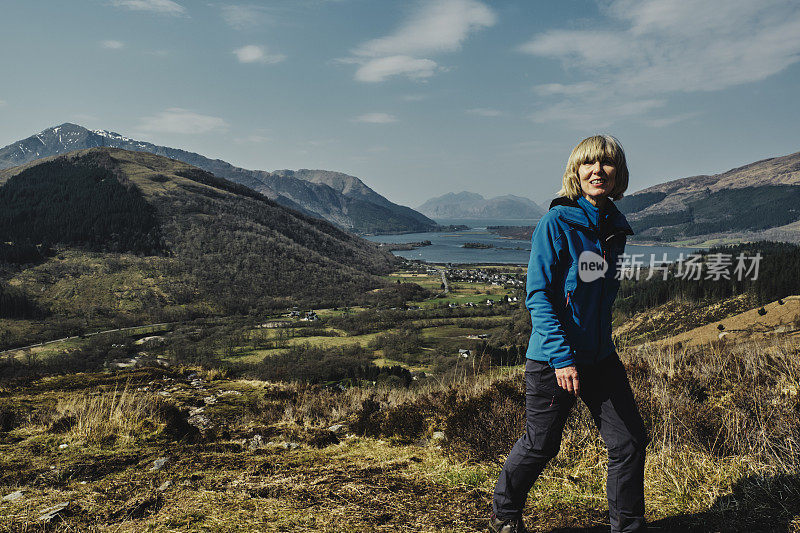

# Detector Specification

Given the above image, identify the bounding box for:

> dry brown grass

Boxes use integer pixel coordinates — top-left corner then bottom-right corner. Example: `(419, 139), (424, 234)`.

(1, 333), (799, 531)
(53, 383), (165, 445)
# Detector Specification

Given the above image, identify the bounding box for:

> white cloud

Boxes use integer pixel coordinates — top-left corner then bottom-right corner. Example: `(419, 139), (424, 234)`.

(519, 31), (633, 67)
(345, 0), (495, 82)
(355, 56), (437, 82)
(519, 0), (800, 126)
(109, 0), (185, 15)
(353, 113), (398, 124)
(100, 40), (125, 49)
(139, 108), (228, 134)
(355, 0), (496, 57)
(234, 45), (285, 64)
(466, 107), (502, 117)
(222, 5), (269, 29)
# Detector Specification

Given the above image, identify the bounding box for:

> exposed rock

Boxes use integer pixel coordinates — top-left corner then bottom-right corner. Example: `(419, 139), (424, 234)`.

(38, 502), (72, 523)
(134, 335), (165, 345)
(150, 457), (168, 472)
(188, 414), (213, 430)
(247, 434), (266, 450)
(203, 396), (217, 405)
(157, 480), (172, 491)
(110, 358), (138, 369)
(2, 490), (24, 502)
(327, 424), (346, 434)
(283, 442), (300, 450)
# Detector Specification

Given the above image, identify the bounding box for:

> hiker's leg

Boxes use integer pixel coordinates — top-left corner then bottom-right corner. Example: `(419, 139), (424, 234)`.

(584, 355), (648, 533)
(493, 359), (575, 521)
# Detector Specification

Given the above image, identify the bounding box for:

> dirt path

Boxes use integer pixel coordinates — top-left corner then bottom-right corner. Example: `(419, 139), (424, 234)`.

(0, 322), (175, 356)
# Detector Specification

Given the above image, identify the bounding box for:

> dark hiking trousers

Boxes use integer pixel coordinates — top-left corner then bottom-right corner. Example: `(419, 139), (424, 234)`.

(493, 355), (648, 533)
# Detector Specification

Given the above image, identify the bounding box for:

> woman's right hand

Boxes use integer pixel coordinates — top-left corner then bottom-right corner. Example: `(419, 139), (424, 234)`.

(555, 365), (580, 396)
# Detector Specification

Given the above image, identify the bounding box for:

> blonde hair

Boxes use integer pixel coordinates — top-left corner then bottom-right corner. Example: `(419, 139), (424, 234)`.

(558, 135), (629, 201)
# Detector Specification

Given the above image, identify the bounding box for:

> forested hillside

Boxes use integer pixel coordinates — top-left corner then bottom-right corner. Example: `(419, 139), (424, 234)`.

(0, 159), (163, 255)
(0, 148), (396, 329)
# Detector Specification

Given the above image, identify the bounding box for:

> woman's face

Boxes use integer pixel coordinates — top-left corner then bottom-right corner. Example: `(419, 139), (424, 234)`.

(578, 157), (616, 204)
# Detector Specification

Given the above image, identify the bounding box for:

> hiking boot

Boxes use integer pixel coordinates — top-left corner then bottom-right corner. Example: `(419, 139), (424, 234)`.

(489, 514), (527, 533)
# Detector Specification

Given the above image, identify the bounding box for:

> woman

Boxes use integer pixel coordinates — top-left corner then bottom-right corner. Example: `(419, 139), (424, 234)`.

(489, 135), (648, 533)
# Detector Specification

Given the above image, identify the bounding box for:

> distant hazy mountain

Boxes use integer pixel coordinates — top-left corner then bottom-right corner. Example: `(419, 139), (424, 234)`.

(418, 191), (545, 220)
(616, 150), (800, 244)
(0, 123), (436, 234)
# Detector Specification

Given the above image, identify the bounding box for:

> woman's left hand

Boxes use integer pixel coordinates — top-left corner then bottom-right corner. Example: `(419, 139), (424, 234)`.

(555, 365), (580, 396)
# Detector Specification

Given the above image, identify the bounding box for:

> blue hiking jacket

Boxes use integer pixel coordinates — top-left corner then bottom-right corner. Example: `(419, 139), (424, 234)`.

(525, 196), (634, 368)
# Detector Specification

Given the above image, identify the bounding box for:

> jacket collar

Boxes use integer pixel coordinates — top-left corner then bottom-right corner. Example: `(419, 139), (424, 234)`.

(548, 196), (634, 236)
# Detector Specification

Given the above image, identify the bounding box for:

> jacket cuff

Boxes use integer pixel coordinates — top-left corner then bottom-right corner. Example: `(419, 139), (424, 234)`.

(550, 353), (575, 369)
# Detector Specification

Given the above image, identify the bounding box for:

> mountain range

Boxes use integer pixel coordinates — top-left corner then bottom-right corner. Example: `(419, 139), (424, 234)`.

(616, 150), (800, 244)
(0, 123), (436, 234)
(417, 192), (545, 220)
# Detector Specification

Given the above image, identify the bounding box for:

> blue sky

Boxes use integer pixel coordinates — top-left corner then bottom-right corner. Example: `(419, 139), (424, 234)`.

(1, 0), (799, 208)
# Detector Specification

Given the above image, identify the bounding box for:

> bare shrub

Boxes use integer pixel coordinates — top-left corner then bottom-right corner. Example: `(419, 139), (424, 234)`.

(443, 379), (525, 463)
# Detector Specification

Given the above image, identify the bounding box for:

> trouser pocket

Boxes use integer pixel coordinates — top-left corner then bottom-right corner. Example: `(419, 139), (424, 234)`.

(524, 360), (574, 454)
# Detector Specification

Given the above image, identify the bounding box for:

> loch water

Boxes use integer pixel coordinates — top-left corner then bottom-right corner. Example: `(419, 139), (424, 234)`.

(365, 225), (702, 265)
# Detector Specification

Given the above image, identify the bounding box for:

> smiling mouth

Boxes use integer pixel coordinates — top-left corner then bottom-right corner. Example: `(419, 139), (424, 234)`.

(590, 179), (606, 185)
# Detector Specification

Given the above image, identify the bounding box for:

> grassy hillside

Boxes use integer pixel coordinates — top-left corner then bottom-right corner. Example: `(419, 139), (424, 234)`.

(0, 148), (396, 339)
(0, 331), (797, 531)
(1, 257), (798, 530)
